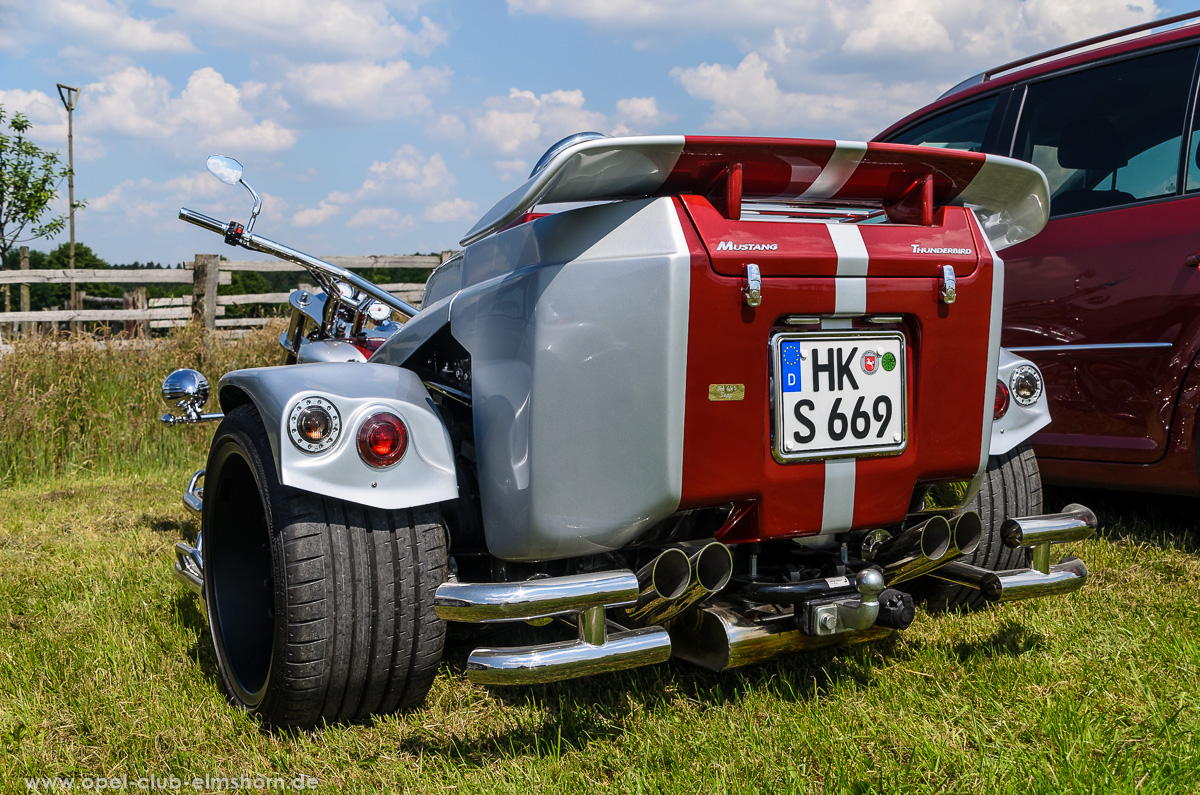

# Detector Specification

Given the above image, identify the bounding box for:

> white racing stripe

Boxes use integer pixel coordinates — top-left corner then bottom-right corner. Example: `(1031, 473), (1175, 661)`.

(800, 141), (868, 201)
(819, 220), (870, 531)
(821, 458), (856, 532)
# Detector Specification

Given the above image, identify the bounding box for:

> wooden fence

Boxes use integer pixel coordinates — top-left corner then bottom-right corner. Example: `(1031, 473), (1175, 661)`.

(0, 248), (448, 339)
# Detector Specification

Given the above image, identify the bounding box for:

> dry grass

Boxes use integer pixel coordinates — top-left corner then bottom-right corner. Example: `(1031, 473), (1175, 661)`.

(0, 325), (282, 485)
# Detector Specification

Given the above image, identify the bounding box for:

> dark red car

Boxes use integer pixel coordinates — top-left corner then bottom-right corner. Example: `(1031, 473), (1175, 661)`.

(878, 11), (1200, 496)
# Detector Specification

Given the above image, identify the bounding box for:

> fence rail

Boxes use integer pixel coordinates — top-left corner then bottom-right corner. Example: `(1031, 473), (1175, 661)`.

(0, 247), (445, 339)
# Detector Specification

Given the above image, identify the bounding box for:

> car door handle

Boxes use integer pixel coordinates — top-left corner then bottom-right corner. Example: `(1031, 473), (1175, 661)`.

(1186, 252), (1200, 267)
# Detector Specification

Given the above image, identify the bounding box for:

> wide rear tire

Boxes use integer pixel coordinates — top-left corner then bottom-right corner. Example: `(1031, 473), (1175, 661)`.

(907, 443), (1040, 611)
(202, 404), (446, 727)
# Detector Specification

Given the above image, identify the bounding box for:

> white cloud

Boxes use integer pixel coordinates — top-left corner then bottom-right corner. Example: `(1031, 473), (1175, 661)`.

(157, 0), (449, 60)
(286, 61), (451, 121)
(472, 88), (607, 155)
(360, 146), (454, 200)
(80, 67), (297, 155)
(347, 207), (416, 230)
(427, 113), (467, 141)
(673, 54), (864, 132)
(424, 198), (477, 223)
(293, 193), (350, 228)
(611, 96), (674, 135)
(294, 146), (457, 231)
(50, 0), (195, 54)
(493, 158), (529, 181)
(518, 0), (1160, 136)
(0, 0), (193, 57)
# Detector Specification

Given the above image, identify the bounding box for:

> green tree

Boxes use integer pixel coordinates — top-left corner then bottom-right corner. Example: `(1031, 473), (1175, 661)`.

(0, 105), (73, 263)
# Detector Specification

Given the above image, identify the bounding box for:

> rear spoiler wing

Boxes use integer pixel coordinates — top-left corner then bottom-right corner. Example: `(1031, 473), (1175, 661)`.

(461, 135), (1048, 251)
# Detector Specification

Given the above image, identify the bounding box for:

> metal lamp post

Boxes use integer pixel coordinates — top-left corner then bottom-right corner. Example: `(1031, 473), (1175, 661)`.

(56, 83), (79, 322)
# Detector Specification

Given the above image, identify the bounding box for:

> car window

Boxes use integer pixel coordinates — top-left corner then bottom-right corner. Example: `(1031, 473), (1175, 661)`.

(886, 95), (1000, 152)
(1013, 45), (1198, 217)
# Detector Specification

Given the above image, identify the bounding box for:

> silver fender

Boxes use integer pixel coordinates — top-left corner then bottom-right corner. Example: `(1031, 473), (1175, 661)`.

(217, 362), (458, 510)
(990, 348), (1050, 456)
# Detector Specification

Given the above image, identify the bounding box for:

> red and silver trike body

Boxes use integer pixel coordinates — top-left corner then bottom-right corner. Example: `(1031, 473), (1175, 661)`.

(165, 136), (1094, 726)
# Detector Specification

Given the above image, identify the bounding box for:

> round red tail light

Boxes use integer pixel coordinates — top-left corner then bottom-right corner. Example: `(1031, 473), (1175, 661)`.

(994, 379), (1010, 420)
(357, 412), (408, 467)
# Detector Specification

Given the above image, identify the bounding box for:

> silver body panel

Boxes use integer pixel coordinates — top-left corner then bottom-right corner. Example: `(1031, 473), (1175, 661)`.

(218, 362), (458, 510)
(384, 197), (692, 561)
(990, 347), (1051, 456)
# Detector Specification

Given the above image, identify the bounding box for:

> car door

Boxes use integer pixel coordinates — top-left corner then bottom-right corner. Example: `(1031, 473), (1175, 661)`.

(1000, 43), (1200, 464)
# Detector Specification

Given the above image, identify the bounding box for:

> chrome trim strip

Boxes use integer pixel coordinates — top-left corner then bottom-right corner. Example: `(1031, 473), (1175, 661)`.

(1006, 343), (1172, 354)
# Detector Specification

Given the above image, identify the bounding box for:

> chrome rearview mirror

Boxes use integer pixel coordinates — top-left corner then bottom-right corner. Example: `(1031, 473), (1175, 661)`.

(204, 154), (262, 235)
(206, 155), (243, 185)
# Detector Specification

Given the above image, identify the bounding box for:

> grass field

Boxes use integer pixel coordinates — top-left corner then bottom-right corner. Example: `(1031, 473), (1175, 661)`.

(1, 334), (1198, 793)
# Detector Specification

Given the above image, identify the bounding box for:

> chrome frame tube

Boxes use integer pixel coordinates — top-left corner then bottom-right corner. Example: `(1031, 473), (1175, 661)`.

(465, 626), (672, 685)
(433, 570), (640, 623)
(1001, 503), (1097, 548)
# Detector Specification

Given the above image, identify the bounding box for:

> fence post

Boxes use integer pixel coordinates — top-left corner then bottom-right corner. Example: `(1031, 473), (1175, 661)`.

(134, 287), (148, 338)
(19, 246), (30, 338)
(192, 254), (220, 331)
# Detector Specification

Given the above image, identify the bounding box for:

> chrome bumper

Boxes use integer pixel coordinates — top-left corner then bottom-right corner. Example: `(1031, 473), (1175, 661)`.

(172, 470), (205, 596)
(435, 570), (672, 685)
(932, 503), (1096, 602)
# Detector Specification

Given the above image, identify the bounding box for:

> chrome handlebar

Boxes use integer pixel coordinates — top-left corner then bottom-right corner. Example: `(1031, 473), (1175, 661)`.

(178, 207), (419, 321)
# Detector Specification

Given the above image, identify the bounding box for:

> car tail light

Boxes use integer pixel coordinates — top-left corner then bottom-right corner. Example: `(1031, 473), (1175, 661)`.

(994, 380), (1010, 420)
(357, 412), (408, 467)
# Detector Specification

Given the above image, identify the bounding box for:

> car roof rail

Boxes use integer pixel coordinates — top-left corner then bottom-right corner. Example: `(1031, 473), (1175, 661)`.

(940, 9), (1200, 99)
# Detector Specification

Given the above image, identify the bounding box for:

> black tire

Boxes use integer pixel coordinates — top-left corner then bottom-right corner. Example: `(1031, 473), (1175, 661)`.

(202, 403), (446, 728)
(906, 443), (1040, 611)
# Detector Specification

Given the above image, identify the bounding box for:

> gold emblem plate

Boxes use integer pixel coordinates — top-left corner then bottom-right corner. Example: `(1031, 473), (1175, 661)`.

(708, 384), (745, 401)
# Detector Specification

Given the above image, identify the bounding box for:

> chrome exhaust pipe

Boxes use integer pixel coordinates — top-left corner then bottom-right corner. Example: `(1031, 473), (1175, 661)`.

(668, 605), (891, 672)
(623, 547), (692, 624)
(945, 511), (982, 561)
(625, 541), (733, 626)
(932, 556), (1089, 603)
(874, 515), (952, 585)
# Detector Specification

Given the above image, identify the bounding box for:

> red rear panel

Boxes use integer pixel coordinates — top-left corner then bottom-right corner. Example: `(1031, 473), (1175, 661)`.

(674, 196), (996, 541)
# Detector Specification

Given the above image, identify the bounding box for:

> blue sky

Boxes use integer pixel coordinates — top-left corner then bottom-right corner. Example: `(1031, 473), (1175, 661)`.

(0, 0), (1193, 265)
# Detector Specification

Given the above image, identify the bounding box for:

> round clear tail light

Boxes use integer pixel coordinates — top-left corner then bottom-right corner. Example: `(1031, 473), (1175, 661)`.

(357, 412), (408, 468)
(994, 379), (1010, 420)
(1009, 364), (1044, 407)
(288, 397), (341, 453)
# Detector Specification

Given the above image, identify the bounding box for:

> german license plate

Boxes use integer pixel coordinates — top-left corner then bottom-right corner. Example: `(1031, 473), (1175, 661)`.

(771, 331), (907, 461)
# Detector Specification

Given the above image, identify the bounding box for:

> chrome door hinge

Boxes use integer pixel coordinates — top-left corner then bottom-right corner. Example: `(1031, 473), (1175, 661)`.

(939, 264), (956, 305)
(744, 263), (762, 307)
